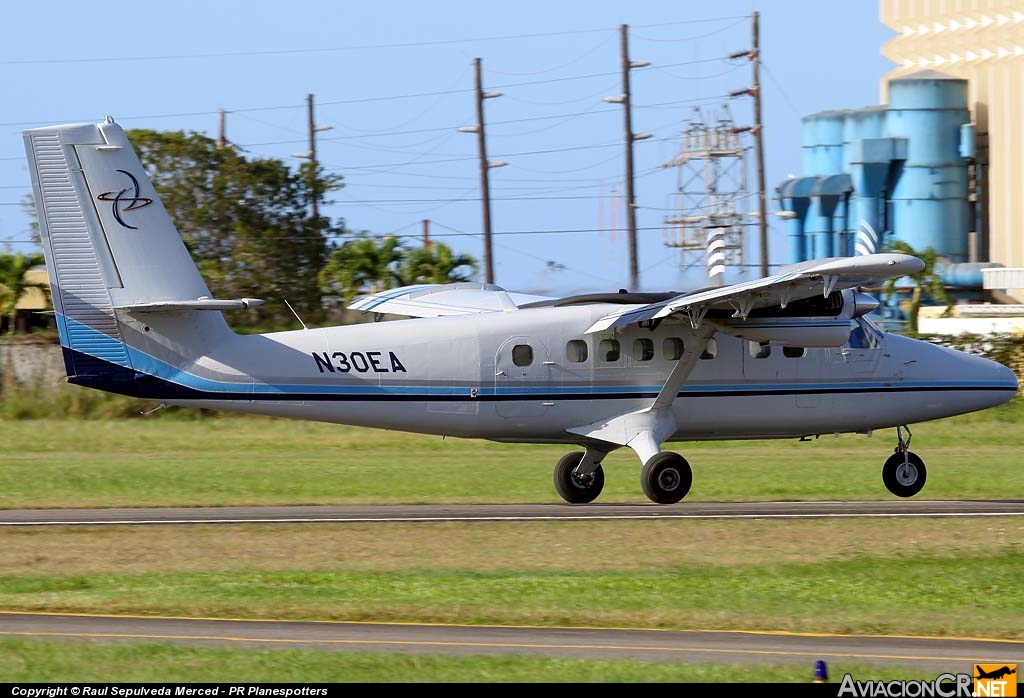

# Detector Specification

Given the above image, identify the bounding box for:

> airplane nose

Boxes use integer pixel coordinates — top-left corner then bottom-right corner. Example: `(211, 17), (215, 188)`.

(983, 357), (1018, 408)
(996, 360), (1019, 392)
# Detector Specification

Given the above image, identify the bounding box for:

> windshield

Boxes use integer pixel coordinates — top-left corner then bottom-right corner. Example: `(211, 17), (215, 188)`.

(847, 316), (885, 349)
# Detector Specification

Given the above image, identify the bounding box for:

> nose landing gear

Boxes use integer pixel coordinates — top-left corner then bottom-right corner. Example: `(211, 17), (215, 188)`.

(553, 450), (606, 504)
(882, 425), (927, 498)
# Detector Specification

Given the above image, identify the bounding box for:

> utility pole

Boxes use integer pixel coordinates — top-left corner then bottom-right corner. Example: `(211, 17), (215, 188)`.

(306, 93), (320, 222)
(217, 108), (228, 148)
(459, 58), (505, 284)
(422, 219), (431, 248)
(728, 12), (770, 277)
(605, 25), (651, 290)
(293, 93), (333, 225)
(751, 12), (769, 277)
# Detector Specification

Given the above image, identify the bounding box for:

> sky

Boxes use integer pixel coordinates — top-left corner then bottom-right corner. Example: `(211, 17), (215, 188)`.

(0, 0), (895, 296)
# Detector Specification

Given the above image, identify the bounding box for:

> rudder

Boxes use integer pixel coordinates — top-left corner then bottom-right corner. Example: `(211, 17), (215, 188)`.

(24, 117), (231, 388)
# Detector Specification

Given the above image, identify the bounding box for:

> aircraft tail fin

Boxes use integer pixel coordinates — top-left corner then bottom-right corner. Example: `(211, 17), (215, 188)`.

(23, 118), (236, 391)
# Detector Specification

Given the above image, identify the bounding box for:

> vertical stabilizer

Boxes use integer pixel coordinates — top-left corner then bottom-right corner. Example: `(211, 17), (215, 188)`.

(24, 118), (231, 387)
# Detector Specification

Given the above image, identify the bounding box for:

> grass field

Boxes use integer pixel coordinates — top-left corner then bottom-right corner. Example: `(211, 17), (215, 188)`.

(1, 402), (1022, 681)
(2, 396), (1024, 508)
(0, 639), (939, 683)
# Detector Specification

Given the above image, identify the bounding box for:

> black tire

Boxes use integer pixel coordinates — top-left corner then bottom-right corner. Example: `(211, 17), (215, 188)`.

(882, 451), (927, 498)
(641, 452), (692, 504)
(553, 451), (605, 504)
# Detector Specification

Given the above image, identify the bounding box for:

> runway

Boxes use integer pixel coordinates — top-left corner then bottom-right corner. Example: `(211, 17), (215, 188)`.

(1, 499), (1022, 526)
(3, 501), (1021, 670)
(0, 611), (1019, 671)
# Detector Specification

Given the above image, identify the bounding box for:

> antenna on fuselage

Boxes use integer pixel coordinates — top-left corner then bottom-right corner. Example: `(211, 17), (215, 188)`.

(282, 298), (309, 330)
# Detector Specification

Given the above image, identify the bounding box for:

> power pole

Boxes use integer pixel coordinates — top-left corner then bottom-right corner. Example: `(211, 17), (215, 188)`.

(422, 219), (431, 248)
(306, 93), (320, 222)
(217, 108), (228, 148)
(752, 12), (769, 277)
(293, 93), (333, 225)
(605, 25), (651, 290)
(459, 58), (504, 284)
(728, 12), (770, 278)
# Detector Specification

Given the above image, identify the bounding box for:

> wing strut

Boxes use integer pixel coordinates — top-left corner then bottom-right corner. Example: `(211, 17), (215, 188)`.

(567, 324), (716, 461)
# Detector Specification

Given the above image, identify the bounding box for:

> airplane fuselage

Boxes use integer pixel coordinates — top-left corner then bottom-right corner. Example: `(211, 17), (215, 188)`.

(103, 303), (1017, 445)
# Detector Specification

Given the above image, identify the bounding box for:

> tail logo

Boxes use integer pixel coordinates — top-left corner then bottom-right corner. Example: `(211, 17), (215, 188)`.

(96, 169), (153, 229)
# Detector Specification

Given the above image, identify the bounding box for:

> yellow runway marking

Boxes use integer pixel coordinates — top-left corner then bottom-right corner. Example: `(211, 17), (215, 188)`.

(0, 630), (1006, 663)
(1, 609), (1020, 645)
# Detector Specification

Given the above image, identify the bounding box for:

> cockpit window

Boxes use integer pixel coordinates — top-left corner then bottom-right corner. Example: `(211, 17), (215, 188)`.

(847, 317), (884, 349)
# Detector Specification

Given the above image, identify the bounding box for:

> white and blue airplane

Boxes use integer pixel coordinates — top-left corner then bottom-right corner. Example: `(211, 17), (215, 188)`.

(23, 118), (1019, 504)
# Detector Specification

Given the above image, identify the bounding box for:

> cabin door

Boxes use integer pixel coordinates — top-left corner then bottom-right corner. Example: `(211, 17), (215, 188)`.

(494, 336), (552, 418)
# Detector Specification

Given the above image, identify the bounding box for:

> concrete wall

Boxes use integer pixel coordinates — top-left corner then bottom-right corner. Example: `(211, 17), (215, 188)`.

(0, 340), (66, 389)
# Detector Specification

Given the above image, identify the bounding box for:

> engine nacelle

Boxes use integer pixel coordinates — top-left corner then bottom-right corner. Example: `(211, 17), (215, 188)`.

(711, 289), (878, 347)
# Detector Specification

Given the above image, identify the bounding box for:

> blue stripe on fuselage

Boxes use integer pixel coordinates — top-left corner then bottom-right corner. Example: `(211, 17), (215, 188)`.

(58, 314), (1019, 401)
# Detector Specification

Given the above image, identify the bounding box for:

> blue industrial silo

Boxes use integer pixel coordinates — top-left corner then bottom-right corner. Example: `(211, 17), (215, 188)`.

(777, 70), (981, 278)
(885, 71), (971, 262)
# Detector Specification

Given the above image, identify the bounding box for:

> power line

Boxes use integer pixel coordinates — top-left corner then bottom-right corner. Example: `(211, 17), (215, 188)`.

(0, 17), (747, 66)
(0, 224), (688, 245)
(0, 57), (739, 132)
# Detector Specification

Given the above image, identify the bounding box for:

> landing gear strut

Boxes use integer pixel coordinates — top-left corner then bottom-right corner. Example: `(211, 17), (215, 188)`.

(641, 452), (692, 504)
(882, 425), (927, 498)
(553, 450), (605, 504)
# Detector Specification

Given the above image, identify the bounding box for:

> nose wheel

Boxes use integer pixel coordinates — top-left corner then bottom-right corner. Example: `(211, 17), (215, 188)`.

(882, 426), (927, 497)
(553, 451), (605, 504)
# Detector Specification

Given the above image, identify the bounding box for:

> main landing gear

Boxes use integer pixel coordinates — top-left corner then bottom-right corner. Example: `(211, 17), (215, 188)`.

(640, 452), (692, 504)
(882, 425), (927, 498)
(553, 449), (693, 504)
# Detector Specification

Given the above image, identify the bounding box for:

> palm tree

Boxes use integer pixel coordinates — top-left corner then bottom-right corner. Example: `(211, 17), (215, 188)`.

(400, 243), (478, 285)
(881, 240), (953, 335)
(318, 235), (405, 305)
(0, 252), (46, 335)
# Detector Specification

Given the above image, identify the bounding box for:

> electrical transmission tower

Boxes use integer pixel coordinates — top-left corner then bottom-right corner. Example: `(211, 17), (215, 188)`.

(662, 104), (750, 286)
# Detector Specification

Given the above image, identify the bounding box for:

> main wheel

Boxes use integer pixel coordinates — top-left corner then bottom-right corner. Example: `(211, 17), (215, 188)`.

(882, 451), (927, 498)
(553, 451), (605, 504)
(641, 452), (692, 504)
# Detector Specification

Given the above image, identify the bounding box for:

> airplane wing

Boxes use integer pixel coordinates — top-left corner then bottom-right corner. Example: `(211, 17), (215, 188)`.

(349, 282), (555, 318)
(585, 253), (924, 333)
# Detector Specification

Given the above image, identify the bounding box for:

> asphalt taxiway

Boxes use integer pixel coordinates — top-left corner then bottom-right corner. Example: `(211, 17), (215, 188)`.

(1, 499), (1022, 526)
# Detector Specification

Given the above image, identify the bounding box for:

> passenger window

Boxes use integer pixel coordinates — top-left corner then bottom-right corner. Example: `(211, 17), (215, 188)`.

(663, 337), (684, 361)
(748, 341), (771, 359)
(700, 338), (717, 360)
(599, 338), (620, 362)
(783, 346), (806, 358)
(566, 339), (588, 363)
(632, 338), (654, 362)
(512, 344), (533, 367)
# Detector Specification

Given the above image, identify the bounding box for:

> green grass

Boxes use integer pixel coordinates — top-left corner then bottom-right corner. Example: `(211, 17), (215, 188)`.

(0, 638), (938, 682)
(1, 402), (1022, 680)
(1, 552), (1021, 638)
(2, 397), (1024, 507)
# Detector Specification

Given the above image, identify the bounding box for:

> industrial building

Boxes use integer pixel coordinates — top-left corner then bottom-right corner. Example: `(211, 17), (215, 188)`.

(775, 0), (1024, 328)
(882, 0), (1024, 292)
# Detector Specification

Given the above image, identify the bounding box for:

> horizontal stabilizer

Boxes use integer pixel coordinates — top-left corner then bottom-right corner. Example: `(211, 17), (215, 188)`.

(586, 253), (923, 333)
(115, 297), (264, 313)
(349, 282), (553, 318)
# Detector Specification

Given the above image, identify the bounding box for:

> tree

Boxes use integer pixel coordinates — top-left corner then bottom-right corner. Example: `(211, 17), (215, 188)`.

(126, 129), (347, 331)
(0, 252), (46, 335)
(400, 243), (477, 285)
(319, 235), (406, 305)
(882, 240), (953, 335)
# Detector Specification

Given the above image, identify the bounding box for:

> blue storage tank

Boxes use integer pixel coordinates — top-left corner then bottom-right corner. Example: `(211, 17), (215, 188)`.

(885, 71), (970, 262)
(802, 111), (846, 177)
(843, 107), (887, 256)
